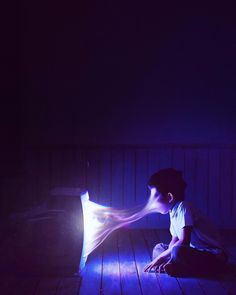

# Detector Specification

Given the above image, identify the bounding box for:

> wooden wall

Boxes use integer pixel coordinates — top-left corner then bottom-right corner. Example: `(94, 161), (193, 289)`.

(20, 145), (236, 229)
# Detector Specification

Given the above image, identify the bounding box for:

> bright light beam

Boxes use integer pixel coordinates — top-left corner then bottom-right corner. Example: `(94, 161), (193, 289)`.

(79, 190), (160, 271)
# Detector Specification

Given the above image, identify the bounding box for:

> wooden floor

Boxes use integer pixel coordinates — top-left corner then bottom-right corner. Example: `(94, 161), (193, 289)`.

(1, 229), (236, 295)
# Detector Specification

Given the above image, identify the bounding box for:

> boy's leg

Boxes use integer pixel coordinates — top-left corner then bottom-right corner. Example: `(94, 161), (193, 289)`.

(166, 245), (227, 277)
(152, 243), (168, 260)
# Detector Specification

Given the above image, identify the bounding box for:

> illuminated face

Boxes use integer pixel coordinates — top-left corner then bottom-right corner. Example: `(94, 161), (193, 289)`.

(148, 187), (174, 214)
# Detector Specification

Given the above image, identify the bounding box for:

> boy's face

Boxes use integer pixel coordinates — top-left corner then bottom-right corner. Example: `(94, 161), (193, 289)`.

(148, 186), (174, 214)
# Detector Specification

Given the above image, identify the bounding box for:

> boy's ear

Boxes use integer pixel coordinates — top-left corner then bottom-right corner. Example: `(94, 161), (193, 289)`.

(167, 192), (174, 202)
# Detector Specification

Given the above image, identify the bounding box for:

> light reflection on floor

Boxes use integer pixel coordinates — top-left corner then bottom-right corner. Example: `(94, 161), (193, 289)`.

(92, 261), (120, 276)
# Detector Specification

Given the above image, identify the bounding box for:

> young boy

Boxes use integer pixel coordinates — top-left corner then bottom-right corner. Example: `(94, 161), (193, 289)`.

(144, 168), (228, 277)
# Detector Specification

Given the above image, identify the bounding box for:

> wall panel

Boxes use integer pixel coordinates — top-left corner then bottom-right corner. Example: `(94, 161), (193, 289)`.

(22, 145), (236, 228)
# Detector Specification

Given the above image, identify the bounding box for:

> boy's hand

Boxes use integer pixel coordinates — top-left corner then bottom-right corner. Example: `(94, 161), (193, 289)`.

(144, 256), (170, 273)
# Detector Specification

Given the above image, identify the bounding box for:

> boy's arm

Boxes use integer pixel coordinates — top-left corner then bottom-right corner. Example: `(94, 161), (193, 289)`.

(144, 226), (192, 272)
(160, 226), (192, 258)
(168, 235), (179, 249)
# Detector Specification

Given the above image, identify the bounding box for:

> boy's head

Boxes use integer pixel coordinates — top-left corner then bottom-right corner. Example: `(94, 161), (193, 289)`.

(148, 168), (187, 207)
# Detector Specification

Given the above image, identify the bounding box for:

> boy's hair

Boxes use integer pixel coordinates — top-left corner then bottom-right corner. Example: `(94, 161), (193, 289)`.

(148, 168), (187, 201)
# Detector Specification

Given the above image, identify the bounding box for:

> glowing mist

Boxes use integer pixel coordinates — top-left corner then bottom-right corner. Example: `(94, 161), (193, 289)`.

(79, 190), (160, 270)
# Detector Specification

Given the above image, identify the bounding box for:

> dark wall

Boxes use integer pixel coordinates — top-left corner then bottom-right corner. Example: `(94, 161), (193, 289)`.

(1, 1), (22, 177)
(17, 1), (236, 146)
(1, 1), (236, 222)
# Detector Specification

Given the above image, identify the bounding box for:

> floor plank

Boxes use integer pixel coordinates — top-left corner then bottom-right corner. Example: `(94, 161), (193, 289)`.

(197, 278), (228, 295)
(217, 245), (236, 295)
(177, 277), (205, 295)
(0, 276), (39, 295)
(130, 230), (163, 294)
(216, 273), (236, 295)
(35, 277), (61, 295)
(118, 229), (143, 295)
(56, 277), (81, 295)
(0, 229), (236, 295)
(79, 245), (103, 295)
(101, 232), (121, 295)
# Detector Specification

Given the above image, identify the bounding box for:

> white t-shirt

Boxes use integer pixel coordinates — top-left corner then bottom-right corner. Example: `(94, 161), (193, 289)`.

(169, 201), (224, 254)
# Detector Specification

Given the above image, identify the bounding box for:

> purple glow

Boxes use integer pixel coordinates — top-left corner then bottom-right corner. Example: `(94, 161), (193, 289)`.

(92, 261), (120, 276)
(79, 189), (160, 271)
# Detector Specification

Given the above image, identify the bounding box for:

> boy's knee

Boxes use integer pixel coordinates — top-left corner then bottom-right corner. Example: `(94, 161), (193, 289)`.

(171, 245), (186, 261)
(152, 243), (167, 260)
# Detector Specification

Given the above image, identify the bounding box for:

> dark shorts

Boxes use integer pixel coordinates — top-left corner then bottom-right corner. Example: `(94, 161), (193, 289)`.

(153, 243), (228, 277)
